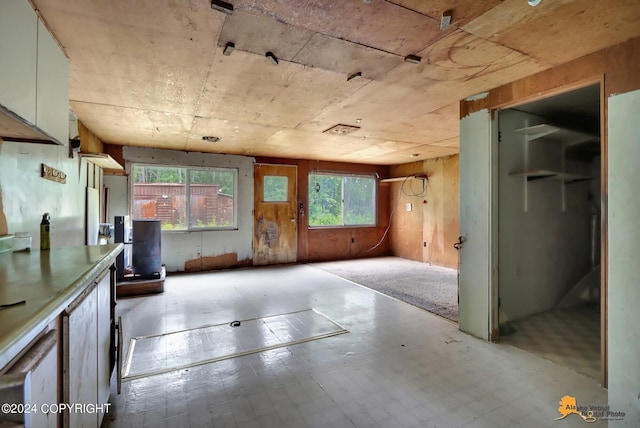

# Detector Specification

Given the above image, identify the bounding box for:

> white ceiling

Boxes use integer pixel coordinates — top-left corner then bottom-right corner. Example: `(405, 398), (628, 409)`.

(31, 0), (640, 165)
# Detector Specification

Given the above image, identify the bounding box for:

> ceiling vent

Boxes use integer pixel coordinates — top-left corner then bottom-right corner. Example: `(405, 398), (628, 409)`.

(323, 124), (360, 136)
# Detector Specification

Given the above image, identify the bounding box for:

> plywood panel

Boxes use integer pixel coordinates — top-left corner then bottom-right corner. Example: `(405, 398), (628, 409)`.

(32, 0), (221, 41)
(218, 9), (314, 61)
(391, 0), (504, 27)
(71, 102), (192, 147)
(41, 8), (218, 116)
(196, 49), (369, 128)
(292, 33), (404, 80)
(235, 0), (442, 55)
(186, 117), (281, 153)
(461, 37), (640, 117)
(388, 161), (425, 262)
(463, 0), (640, 65)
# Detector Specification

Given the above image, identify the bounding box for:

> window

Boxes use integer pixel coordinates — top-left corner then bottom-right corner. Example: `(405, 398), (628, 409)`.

(132, 164), (237, 231)
(308, 173), (376, 227)
(263, 176), (288, 202)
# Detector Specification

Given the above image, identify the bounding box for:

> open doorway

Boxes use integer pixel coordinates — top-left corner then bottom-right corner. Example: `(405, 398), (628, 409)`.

(496, 84), (603, 381)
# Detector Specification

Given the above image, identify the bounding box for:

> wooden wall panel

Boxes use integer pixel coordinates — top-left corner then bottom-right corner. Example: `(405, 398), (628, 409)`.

(461, 37), (640, 117)
(422, 155), (459, 268)
(389, 155), (460, 269)
(388, 161), (425, 262)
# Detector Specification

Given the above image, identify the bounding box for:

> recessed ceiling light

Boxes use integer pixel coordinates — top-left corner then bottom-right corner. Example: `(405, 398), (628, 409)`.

(528, 0), (542, 5)
(202, 136), (220, 142)
(411, 153), (420, 158)
(323, 124), (361, 136)
(356, 118), (362, 124)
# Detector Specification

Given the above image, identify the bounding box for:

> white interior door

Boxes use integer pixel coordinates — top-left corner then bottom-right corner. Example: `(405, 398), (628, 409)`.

(607, 89), (640, 422)
(459, 108), (496, 340)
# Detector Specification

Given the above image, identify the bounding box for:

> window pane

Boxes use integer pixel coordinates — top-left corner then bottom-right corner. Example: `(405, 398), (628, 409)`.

(189, 169), (236, 228)
(308, 173), (376, 227)
(132, 165), (186, 230)
(308, 174), (343, 226)
(344, 176), (375, 225)
(263, 176), (288, 201)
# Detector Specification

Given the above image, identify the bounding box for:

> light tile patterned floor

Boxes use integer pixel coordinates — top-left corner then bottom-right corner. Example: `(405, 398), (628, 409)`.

(104, 265), (608, 428)
(500, 305), (601, 380)
(123, 309), (348, 380)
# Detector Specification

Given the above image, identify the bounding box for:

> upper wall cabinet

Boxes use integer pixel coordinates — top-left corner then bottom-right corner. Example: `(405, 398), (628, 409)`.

(0, 0), (70, 146)
(36, 20), (70, 145)
(0, 0), (38, 124)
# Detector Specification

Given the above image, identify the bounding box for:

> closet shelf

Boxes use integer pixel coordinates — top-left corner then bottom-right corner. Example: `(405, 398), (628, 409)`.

(513, 124), (598, 146)
(510, 169), (593, 183)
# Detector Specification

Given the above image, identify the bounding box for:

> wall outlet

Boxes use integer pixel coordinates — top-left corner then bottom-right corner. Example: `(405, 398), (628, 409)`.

(406, 203), (412, 212)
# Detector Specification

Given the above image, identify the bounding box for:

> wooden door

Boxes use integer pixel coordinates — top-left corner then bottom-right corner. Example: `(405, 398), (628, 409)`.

(253, 164), (297, 265)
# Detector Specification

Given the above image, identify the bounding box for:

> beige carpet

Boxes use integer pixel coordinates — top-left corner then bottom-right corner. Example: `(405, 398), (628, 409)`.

(311, 257), (458, 322)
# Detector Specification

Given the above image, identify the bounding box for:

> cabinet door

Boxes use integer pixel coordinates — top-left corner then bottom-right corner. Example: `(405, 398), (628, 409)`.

(96, 272), (111, 420)
(64, 287), (98, 428)
(36, 20), (70, 145)
(1, 331), (58, 428)
(0, 0), (37, 123)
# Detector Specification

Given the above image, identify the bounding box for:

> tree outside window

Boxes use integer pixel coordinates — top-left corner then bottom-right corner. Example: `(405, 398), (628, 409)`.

(308, 173), (376, 227)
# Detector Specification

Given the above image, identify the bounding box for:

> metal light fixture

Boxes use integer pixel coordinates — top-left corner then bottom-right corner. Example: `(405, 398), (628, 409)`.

(347, 71), (362, 81)
(265, 52), (279, 65)
(223, 42), (235, 56)
(211, 0), (233, 14)
(404, 54), (422, 64)
(440, 12), (452, 30)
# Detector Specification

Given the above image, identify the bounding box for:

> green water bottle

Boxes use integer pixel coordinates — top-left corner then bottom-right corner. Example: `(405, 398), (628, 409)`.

(40, 213), (50, 250)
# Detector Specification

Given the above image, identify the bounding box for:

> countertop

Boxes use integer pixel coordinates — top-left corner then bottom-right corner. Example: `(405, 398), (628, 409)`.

(0, 244), (123, 369)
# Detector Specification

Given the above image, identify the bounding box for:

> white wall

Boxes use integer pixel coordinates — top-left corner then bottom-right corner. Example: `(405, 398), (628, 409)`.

(122, 147), (254, 272)
(104, 175), (128, 222)
(0, 140), (87, 248)
(608, 89), (640, 425)
(498, 110), (592, 322)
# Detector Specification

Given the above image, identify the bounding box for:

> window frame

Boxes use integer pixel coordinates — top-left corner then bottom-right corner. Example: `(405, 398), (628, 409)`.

(131, 163), (239, 232)
(307, 172), (377, 229)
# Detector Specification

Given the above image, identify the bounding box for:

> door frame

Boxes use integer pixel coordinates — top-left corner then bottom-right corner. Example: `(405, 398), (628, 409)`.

(490, 76), (607, 386)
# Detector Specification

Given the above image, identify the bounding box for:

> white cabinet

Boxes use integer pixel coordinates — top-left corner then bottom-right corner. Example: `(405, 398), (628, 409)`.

(0, 0), (69, 145)
(63, 270), (111, 428)
(0, 331), (58, 428)
(37, 20), (70, 145)
(0, 0), (38, 124)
